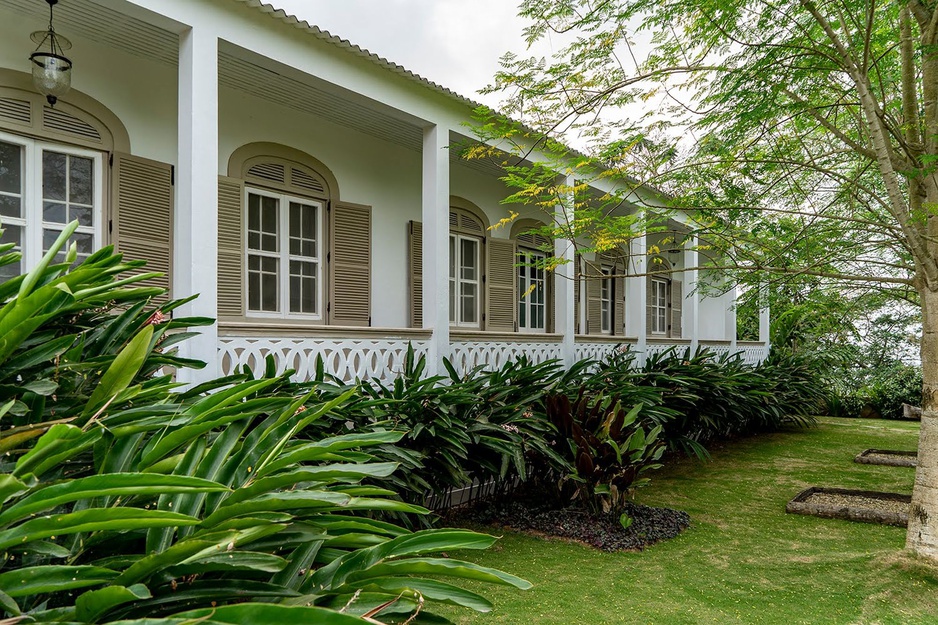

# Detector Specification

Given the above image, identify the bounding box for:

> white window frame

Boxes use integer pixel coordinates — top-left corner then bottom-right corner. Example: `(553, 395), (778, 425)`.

(244, 186), (324, 320)
(600, 266), (614, 334)
(449, 233), (481, 328)
(518, 248), (547, 333)
(651, 277), (669, 335)
(0, 130), (104, 275)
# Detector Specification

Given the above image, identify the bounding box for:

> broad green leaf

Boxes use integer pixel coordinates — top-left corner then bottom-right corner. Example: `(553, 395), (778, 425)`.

(0, 565), (117, 598)
(347, 558), (532, 590)
(0, 588), (20, 616)
(76, 584), (152, 623)
(0, 474), (228, 525)
(13, 423), (84, 476)
(23, 379), (58, 396)
(0, 474), (31, 506)
(221, 463), (399, 507)
(17, 220), (78, 298)
(201, 490), (351, 528)
(83, 325), (154, 419)
(167, 551), (288, 576)
(9, 539), (70, 559)
(0, 508), (200, 551)
(13, 426), (104, 479)
(349, 576), (494, 612)
(258, 431), (405, 476)
(114, 532), (240, 586)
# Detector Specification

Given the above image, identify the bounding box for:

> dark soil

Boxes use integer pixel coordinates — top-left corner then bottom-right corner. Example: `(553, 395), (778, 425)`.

(448, 495), (690, 552)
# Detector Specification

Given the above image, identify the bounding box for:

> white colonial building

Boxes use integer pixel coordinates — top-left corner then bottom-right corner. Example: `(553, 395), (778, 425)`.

(0, 0), (769, 383)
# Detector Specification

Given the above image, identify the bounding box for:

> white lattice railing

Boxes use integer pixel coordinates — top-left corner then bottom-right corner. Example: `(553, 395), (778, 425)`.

(738, 343), (770, 365)
(218, 337), (430, 382)
(645, 341), (692, 359)
(573, 342), (630, 363)
(447, 341), (562, 376)
(699, 342), (734, 359)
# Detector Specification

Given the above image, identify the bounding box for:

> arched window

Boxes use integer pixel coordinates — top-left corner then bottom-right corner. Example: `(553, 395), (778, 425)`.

(647, 255), (682, 337)
(407, 197), (516, 332)
(219, 143), (371, 326)
(449, 201), (488, 328)
(511, 219), (552, 333)
(0, 71), (173, 297)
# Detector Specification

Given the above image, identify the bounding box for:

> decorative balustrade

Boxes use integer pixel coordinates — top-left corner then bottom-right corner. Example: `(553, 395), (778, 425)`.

(218, 327), (769, 382)
(574, 340), (632, 364)
(447, 336), (563, 376)
(738, 342), (770, 365)
(218, 336), (430, 382)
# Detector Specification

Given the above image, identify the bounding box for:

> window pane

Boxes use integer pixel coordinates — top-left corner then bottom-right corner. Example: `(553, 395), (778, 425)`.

(69, 156), (93, 205)
(42, 151), (67, 201)
(248, 253), (280, 313)
(261, 196), (278, 233)
(70, 204), (93, 226)
(0, 195), (21, 219)
(461, 282), (477, 324)
(248, 194), (260, 233)
(0, 141), (22, 195)
(289, 203), (300, 254)
(289, 203), (317, 258)
(43, 201), (67, 224)
(248, 270), (260, 310)
(289, 259), (317, 314)
(460, 238), (477, 280)
(261, 272), (278, 311)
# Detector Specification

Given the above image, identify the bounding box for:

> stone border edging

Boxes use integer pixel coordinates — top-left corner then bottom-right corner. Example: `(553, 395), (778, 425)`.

(786, 486), (910, 527)
(853, 449), (917, 467)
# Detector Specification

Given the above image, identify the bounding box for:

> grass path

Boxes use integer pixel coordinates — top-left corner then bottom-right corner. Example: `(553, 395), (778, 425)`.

(438, 417), (938, 624)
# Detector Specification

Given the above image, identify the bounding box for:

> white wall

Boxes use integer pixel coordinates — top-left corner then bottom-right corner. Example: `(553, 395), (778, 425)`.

(219, 86), (427, 328)
(0, 11), (178, 165)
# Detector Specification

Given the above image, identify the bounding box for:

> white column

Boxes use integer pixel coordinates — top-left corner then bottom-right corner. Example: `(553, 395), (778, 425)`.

(629, 224), (648, 365)
(422, 125), (450, 375)
(727, 286), (738, 352)
(758, 286), (771, 353)
(686, 234), (699, 353)
(555, 174), (576, 367)
(175, 25), (219, 383)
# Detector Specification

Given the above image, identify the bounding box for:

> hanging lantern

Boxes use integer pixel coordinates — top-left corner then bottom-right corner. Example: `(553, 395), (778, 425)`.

(29, 0), (72, 107)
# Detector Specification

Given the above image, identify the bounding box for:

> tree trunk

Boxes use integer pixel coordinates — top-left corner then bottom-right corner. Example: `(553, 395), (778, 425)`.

(908, 286), (938, 557)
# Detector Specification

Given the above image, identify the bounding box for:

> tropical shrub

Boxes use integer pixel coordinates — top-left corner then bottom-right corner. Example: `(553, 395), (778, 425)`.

(542, 389), (665, 517)
(634, 347), (820, 449)
(0, 225), (531, 624)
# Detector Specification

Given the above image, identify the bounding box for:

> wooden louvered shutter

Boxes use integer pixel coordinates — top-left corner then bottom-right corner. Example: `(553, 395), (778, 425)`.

(671, 279), (683, 338)
(111, 153), (173, 300)
(408, 221), (423, 328)
(646, 275), (655, 336)
(613, 260), (626, 337)
(217, 176), (244, 317)
(330, 202), (371, 326)
(585, 260), (603, 335)
(486, 238), (517, 331)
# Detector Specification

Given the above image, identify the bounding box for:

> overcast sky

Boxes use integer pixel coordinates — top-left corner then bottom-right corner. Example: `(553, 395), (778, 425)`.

(270, 0), (531, 107)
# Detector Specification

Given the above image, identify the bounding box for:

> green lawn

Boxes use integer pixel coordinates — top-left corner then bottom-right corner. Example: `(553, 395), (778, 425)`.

(438, 418), (938, 624)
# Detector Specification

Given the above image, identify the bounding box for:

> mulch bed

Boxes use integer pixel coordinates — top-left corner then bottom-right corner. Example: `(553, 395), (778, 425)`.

(786, 486), (910, 527)
(854, 449), (917, 468)
(446, 494), (690, 552)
